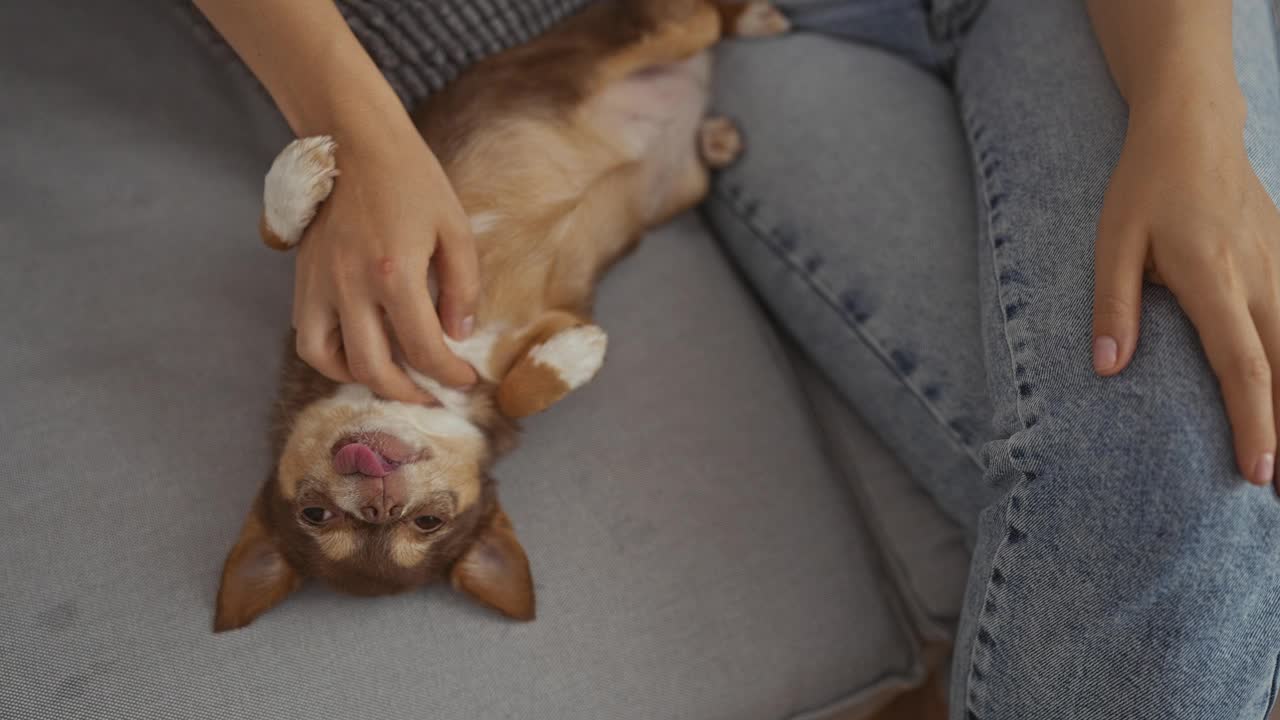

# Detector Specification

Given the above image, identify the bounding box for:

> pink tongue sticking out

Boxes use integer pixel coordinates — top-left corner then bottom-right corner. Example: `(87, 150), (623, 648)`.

(332, 443), (395, 477)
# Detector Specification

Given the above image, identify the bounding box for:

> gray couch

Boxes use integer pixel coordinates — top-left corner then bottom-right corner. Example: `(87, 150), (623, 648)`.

(0, 2), (969, 718)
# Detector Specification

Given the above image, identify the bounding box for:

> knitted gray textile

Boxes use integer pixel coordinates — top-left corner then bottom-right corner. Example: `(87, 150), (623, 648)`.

(338, 0), (594, 108)
(186, 1), (594, 110)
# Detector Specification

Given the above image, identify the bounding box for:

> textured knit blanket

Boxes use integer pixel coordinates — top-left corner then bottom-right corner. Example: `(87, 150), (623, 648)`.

(337, 0), (594, 107)
(188, 0), (596, 110)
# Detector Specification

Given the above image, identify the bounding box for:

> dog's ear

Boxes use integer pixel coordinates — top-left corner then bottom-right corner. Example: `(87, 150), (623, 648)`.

(214, 504), (302, 632)
(451, 505), (535, 620)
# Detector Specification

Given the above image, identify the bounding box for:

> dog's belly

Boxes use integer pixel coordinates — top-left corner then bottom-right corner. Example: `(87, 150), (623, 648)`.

(588, 52), (712, 223)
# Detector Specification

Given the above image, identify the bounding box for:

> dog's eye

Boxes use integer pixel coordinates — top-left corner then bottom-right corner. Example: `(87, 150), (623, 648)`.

(414, 515), (445, 533)
(300, 507), (333, 525)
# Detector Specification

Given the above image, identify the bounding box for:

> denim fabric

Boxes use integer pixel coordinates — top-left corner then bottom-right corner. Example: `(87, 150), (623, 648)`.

(706, 0), (1280, 717)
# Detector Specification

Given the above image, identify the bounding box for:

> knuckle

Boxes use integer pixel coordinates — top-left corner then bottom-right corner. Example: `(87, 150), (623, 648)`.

(295, 332), (324, 363)
(331, 251), (361, 280)
(372, 257), (401, 284)
(442, 212), (473, 240)
(345, 354), (378, 384)
(1200, 237), (1243, 278)
(1218, 265), (1245, 296)
(1258, 257), (1279, 288)
(373, 260), (419, 296)
(403, 335), (444, 370)
(1093, 290), (1137, 324)
(1235, 352), (1271, 386)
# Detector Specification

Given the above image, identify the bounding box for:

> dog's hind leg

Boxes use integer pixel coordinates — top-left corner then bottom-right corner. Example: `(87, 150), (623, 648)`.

(716, 2), (790, 37)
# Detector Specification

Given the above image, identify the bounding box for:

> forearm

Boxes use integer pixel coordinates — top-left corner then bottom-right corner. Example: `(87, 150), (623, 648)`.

(1086, 0), (1245, 126)
(192, 0), (412, 138)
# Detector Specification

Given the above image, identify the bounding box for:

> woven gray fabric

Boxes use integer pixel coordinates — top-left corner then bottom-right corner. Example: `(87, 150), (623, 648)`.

(1, 2), (934, 719)
(185, 0), (595, 109)
(338, 0), (594, 107)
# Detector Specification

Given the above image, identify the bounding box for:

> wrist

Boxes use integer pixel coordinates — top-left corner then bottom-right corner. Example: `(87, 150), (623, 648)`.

(290, 85), (413, 146)
(273, 32), (413, 143)
(1127, 75), (1247, 143)
(1123, 39), (1247, 134)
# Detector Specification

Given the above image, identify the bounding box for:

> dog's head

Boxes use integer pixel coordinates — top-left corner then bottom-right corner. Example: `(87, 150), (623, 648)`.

(213, 349), (529, 632)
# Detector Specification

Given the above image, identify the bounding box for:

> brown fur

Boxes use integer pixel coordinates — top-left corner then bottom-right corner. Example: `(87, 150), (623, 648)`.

(494, 311), (585, 417)
(412, 0), (731, 354)
(258, 215), (290, 251)
(216, 0), (786, 632)
(498, 359), (574, 419)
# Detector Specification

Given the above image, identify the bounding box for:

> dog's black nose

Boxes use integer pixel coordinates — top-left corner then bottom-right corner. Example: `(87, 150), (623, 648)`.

(360, 503), (404, 524)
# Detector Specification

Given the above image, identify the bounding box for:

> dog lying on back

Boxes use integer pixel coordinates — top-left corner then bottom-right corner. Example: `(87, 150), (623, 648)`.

(214, 0), (788, 632)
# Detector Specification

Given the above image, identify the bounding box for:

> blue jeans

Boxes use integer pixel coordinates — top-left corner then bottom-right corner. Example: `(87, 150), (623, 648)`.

(704, 0), (1280, 717)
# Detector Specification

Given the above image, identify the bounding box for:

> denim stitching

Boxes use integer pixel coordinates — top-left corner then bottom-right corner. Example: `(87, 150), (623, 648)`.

(706, 190), (986, 470)
(955, 95), (1043, 720)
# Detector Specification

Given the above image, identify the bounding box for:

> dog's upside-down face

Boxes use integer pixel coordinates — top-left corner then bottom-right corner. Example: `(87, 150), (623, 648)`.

(214, 360), (531, 633)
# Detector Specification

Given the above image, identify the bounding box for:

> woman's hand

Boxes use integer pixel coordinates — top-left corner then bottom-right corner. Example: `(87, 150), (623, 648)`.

(292, 119), (479, 402)
(194, 0), (478, 403)
(1092, 92), (1280, 487)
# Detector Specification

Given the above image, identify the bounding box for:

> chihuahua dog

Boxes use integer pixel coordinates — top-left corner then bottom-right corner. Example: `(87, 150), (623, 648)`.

(214, 0), (788, 632)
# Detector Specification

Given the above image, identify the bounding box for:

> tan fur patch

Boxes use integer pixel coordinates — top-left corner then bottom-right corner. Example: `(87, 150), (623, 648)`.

(317, 528), (358, 561)
(390, 531), (429, 568)
(496, 357), (573, 418)
(276, 402), (361, 501)
(596, 2), (721, 89)
(425, 435), (485, 511)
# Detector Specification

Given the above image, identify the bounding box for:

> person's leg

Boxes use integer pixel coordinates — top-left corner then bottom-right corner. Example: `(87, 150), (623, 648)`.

(950, 1), (1280, 717)
(706, 22), (993, 532)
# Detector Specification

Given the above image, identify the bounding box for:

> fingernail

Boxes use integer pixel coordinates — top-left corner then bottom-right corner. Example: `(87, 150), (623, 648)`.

(1254, 453), (1275, 486)
(459, 315), (475, 340)
(1092, 336), (1118, 373)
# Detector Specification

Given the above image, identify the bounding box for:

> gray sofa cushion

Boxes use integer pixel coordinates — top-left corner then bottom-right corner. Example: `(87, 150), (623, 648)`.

(1, 2), (932, 718)
(790, 357), (968, 642)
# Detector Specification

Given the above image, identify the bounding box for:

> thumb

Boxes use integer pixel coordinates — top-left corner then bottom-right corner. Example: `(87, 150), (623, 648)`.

(1092, 219), (1148, 376)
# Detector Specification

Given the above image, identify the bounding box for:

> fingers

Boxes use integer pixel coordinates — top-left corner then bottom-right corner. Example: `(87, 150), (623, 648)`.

(340, 307), (439, 405)
(433, 220), (480, 340)
(381, 277), (478, 388)
(1251, 292), (1280, 489)
(295, 311), (354, 385)
(1092, 220), (1149, 375)
(1182, 286), (1276, 486)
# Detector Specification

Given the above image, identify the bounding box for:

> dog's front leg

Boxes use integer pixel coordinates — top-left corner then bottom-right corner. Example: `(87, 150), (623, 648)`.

(496, 312), (608, 419)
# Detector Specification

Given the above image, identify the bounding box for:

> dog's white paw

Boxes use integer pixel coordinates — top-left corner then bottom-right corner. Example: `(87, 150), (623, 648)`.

(732, 2), (790, 37)
(527, 325), (608, 390)
(261, 136), (339, 249)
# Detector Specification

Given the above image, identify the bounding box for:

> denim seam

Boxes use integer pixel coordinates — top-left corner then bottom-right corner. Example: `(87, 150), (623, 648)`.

(955, 99), (1042, 720)
(706, 190), (986, 471)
